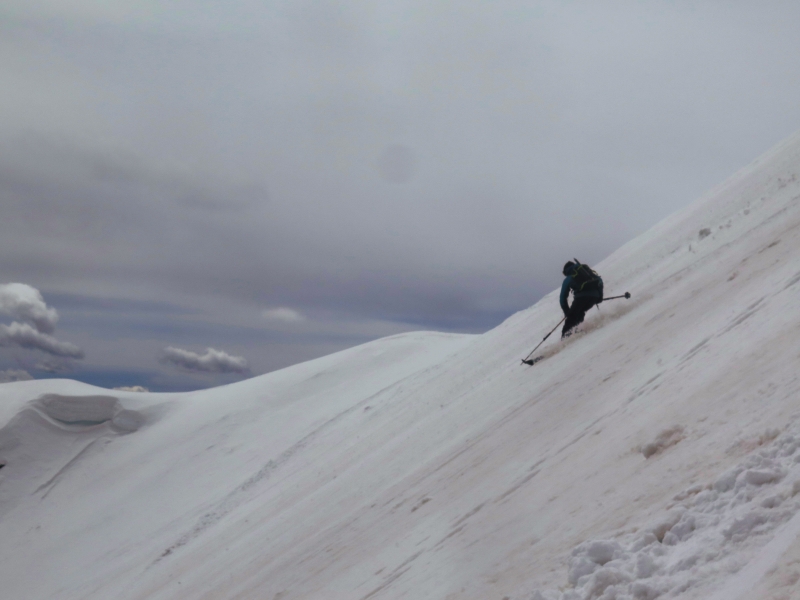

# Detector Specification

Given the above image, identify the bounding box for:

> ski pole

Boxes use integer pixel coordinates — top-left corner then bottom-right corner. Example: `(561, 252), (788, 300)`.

(522, 317), (565, 365)
(603, 292), (631, 301)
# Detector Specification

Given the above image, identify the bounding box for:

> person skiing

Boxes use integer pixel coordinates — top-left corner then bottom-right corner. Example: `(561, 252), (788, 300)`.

(560, 259), (603, 338)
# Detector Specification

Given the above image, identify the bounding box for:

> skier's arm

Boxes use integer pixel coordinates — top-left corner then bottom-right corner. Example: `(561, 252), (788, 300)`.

(560, 277), (571, 315)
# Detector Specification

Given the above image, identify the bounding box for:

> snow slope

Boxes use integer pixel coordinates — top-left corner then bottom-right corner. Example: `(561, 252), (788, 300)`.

(2, 131), (800, 600)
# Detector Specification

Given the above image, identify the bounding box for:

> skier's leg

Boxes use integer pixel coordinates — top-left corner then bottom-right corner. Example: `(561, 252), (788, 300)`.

(562, 307), (585, 338)
(561, 297), (596, 338)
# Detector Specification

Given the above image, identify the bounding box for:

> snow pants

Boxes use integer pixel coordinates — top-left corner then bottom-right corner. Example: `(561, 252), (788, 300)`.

(562, 296), (599, 338)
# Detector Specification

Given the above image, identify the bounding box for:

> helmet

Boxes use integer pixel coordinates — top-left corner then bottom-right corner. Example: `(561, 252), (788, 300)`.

(563, 261), (576, 276)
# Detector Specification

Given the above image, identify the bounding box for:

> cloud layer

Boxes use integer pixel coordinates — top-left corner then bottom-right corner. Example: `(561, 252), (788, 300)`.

(262, 308), (306, 323)
(0, 322), (85, 358)
(162, 347), (249, 374)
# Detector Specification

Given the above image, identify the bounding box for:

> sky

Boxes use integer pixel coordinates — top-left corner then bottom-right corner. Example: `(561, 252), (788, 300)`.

(1, 0), (799, 391)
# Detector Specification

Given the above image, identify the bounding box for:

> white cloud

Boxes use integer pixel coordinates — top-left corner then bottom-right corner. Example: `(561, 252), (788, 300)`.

(262, 307), (306, 323)
(0, 283), (59, 333)
(0, 322), (84, 358)
(114, 385), (149, 392)
(0, 368), (33, 383)
(0, 283), (84, 361)
(162, 346), (249, 374)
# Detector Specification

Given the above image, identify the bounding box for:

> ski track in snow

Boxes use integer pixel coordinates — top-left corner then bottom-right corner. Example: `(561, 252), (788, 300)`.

(154, 376), (418, 562)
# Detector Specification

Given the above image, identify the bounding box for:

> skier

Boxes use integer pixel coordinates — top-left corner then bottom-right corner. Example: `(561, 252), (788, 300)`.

(560, 260), (603, 338)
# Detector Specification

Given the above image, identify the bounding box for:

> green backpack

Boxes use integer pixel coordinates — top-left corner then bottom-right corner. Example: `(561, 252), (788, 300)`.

(569, 259), (603, 295)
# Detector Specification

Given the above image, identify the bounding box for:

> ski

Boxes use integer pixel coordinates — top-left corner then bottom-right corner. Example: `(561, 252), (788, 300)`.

(521, 356), (545, 366)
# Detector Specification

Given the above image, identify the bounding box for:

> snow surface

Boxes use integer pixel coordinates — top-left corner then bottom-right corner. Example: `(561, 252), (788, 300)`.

(3, 130), (800, 599)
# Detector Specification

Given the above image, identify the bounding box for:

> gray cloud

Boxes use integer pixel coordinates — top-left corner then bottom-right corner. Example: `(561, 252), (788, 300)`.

(34, 359), (73, 373)
(0, 322), (85, 358)
(376, 145), (416, 184)
(0, 283), (59, 333)
(0, 368), (33, 383)
(162, 347), (249, 374)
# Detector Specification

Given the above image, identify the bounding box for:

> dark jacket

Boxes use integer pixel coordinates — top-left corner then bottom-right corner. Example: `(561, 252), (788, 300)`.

(560, 267), (603, 315)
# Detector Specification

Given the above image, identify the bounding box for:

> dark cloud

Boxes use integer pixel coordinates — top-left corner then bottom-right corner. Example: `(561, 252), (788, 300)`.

(34, 359), (74, 374)
(0, 137), (544, 332)
(162, 347), (249, 374)
(43, 292), (194, 316)
(0, 322), (84, 358)
(0, 369), (33, 383)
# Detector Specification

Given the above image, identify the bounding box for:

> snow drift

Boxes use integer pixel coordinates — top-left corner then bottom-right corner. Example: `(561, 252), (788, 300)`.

(2, 131), (800, 599)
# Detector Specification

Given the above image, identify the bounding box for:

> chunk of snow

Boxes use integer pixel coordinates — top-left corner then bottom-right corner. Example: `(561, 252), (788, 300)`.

(640, 425), (685, 458)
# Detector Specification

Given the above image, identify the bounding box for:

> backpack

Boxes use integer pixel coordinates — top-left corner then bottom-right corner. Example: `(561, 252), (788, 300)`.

(569, 259), (602, 295)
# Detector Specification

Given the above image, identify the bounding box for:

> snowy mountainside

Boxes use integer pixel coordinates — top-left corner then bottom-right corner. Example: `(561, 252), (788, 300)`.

(2, 131), (800, 599)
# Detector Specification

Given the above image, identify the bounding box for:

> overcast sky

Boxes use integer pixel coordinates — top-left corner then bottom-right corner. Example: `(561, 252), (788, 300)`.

(1, 0), (799, 391)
